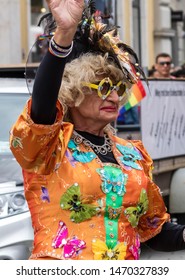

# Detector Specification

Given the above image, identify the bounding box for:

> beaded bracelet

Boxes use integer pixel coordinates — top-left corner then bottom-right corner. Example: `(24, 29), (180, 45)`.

(49, 37), (73, 58)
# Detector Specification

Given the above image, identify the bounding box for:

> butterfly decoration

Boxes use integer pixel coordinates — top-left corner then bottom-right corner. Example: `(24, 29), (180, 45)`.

(146, 216), (160, 229)
(52, 221), (86, 258)
(96, 166), (128, 196)
(124, 188), (149, 227)
(60, 184), (99, 223)
(65, 149), (77, 167)
(11, 136), (23, 149)
(40, 186), (50, 203)
(92, 239), (127, 260)
(129, 235), (140, 260)
(107, 206), (123, 219)
(116, 143), (143, 170)
(68, 140), (96, 163)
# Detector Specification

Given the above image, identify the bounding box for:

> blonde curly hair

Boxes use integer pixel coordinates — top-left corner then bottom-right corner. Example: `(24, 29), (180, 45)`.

(59, 53), (132, 119)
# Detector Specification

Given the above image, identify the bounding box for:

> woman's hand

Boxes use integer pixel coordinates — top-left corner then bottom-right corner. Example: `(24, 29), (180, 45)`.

(46, 0), (84, 31)
(46, 0), (84, 46)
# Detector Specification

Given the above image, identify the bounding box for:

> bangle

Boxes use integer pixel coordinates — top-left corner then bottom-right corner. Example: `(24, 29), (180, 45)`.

(183, 228), (185, 242)
(49, 39), (73, 58)
(49, 46), (73, 58)
(50, 36), (73, 53)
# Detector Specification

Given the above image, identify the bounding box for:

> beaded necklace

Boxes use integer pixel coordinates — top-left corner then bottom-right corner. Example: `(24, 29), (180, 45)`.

(72, 130), (113, 156)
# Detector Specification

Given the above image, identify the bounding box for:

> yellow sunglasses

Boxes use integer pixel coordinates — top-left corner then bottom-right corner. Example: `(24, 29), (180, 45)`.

(82, 77), (127, 100)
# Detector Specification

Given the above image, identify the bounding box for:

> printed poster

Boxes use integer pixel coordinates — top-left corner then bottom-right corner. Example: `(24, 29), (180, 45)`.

(141, 80), (185, 159)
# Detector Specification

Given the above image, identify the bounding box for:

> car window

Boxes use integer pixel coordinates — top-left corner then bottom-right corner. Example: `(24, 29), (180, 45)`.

(0, 92), (28, 153)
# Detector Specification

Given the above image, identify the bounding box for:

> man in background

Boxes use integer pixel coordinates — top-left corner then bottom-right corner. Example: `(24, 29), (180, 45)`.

(154, 53), (176, 79)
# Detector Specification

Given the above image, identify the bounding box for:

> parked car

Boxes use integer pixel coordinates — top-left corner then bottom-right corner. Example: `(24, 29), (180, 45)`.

(0, 71), (34, 260)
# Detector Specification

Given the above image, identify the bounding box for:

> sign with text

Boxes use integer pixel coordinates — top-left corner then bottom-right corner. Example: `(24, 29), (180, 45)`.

(141, 80), (185, 159)
(171, 10), (184, 22)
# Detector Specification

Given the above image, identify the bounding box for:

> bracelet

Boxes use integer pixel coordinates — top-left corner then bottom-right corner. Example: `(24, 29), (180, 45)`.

(49, 46), (73, 58)
(49, 39), (73, 58)
(183, 228), (185, 242)
(50, 36), (73, 53)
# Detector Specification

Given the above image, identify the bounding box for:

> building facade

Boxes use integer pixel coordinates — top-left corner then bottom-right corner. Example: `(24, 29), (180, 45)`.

(116, 0), (185, 70)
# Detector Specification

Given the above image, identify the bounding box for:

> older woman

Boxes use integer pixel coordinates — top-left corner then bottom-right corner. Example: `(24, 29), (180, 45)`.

(10, 0), (185, 260)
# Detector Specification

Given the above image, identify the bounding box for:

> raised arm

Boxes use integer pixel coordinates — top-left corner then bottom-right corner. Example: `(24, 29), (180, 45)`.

(31, 0), (84, 124)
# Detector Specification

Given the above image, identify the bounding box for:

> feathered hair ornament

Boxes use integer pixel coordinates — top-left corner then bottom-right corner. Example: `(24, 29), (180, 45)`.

(36, 0), (147, 87)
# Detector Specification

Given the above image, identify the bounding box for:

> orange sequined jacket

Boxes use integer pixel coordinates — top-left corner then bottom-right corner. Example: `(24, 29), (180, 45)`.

(10, 99), (170, 260)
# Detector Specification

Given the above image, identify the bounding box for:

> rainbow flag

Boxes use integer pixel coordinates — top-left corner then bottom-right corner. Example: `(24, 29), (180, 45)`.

(120, 80), (146, 114)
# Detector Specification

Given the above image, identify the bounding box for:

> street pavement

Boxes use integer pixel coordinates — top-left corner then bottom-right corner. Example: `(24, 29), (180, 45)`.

(140, 244), (185, 260)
